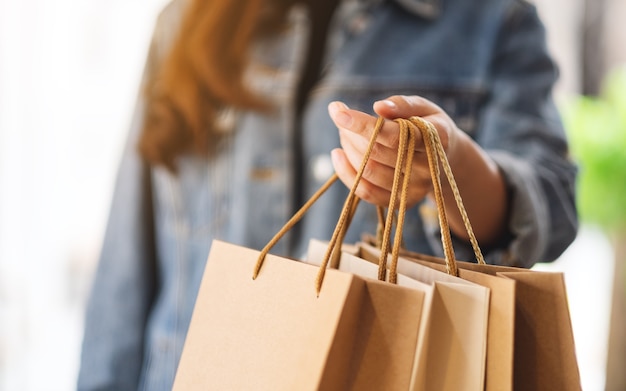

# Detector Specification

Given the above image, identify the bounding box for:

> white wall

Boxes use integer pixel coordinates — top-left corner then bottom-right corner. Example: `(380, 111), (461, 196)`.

(604, 0), (626, 71)
(0, 1), (169, 389)
(532, 0), (585, 97)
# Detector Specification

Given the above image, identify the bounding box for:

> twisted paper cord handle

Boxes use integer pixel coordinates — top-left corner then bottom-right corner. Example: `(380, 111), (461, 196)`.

(426, 119), (485, 265)
(411, 117), (459, 276)
(252, 172), (339, 280)
(327, 118), (415, 284)
(378, 119), (417, 283)
(376, 118), (412, 281)
(253, 117), (385, 295)
(374, 117), (486, 278)
(408, 116), (485, 274)
(253, 115), (486, 294)
(313, 117), (385, 295)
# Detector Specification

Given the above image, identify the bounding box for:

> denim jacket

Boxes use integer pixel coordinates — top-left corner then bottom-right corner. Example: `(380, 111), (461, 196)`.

(77, 0), (578, 389)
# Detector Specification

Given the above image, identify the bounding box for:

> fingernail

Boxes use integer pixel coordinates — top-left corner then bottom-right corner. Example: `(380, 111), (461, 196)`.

(329, 101), (352, 127)
(379, 99), (397, 110)
(330, 148), (341, 165)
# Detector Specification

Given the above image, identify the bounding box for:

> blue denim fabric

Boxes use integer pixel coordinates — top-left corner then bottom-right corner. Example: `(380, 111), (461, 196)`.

(77, 0), (578, 389)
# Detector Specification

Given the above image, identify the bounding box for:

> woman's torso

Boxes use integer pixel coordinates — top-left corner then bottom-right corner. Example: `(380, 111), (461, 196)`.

(140, 0), (520, 388)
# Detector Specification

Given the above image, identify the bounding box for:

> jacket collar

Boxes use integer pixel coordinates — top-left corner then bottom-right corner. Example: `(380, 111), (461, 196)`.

(361, 0), (441, 19)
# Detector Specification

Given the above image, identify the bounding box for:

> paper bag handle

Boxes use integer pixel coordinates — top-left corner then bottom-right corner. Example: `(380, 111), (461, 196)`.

(335, 117), (485, 281)
(376, 117), (486, 280)
(253, 117), (386, 295)
(411, 116), (485, 266)
(376, 118), (418, 281)
(253, 115), (486, 293)
(320, 117), (417, 287)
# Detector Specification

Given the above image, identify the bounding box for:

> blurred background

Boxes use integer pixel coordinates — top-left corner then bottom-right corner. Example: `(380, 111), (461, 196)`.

(0, 0), (624, 390)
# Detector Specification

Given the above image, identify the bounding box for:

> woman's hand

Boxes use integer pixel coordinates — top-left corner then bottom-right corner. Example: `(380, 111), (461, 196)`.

(328, 94), (508, 246)
(328, 95), (461, 208)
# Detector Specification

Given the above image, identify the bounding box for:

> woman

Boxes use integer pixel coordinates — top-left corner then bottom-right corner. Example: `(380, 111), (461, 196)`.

(78, 0), (577, 389)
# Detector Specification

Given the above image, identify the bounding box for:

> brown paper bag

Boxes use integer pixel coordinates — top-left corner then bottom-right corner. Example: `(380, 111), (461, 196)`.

(398, 249), (582, 391)
(172, 240), (367, 390)
(344, 277), (426, 390)
(174, 117), (435, 390)
(350, 243), (490, 391)
(173, 240), (429, 391)
(353, 243), (516, 391)
(302, 239), (427, 390)
(306, 117), (492, 391)
(356, 116), (580, 390)
(308, 239), (491, 391)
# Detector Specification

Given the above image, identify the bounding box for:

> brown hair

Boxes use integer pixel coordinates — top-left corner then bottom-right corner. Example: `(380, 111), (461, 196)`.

(138, 0), (297, 171)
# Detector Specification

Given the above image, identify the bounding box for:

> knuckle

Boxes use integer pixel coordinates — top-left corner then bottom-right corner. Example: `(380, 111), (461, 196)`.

(361, 160), (376, 180)
(355, 182), (380, 205)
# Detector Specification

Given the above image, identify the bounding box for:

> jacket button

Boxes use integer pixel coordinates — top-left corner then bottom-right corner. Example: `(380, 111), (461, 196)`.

(310, 154), (334, 182)
(349, 14), (370, 35)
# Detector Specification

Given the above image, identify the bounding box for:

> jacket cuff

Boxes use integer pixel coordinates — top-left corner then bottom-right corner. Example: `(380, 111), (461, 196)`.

(485, 150), (549, 267)
(419, 150), (549, 268)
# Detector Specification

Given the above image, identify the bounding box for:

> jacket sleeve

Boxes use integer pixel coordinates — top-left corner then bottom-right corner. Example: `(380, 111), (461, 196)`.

(76, 28), (160, 391)
(470, 1), (578, 267)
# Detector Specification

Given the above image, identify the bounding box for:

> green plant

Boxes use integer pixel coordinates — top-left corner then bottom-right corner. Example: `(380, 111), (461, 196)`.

(561, 67), (626, 233)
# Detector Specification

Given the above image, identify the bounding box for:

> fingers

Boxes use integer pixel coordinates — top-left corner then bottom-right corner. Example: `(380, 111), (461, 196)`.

(331, 147), (431, 207)
(339, 126), (430, 187)
(328, 101), (407, 150)
(327, 98), (445, 207)
(330, 148), (392, 206)
(374, 95), (455, 150)
(373, 95), (442, 119)
(338, 123), (398, 168)
(328, 97), (451, 152)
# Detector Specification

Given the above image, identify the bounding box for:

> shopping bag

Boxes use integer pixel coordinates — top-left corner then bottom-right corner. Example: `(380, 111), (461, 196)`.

(173, 118), (428, 390)
(305, 242), (428, 390)
(349, 243), (490, 391)
(307, 116), (494, 391)
(306, 239), (433, 390)
(358, 114), (581, 390)
(340, 274), (426, 390)
(172, 240), (368, 391)
(356, 242), (517, 391)
(399, 249), (582, 391)
(360, 116), (493, 391)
